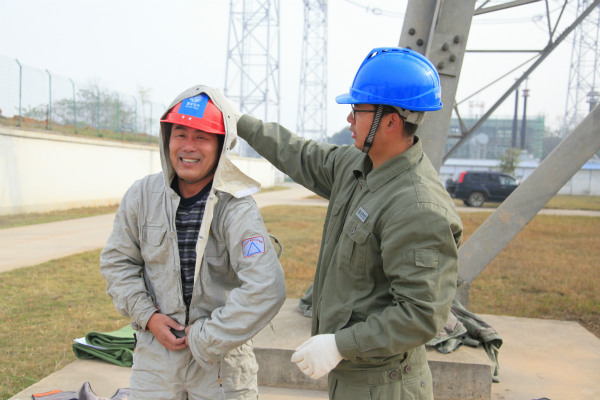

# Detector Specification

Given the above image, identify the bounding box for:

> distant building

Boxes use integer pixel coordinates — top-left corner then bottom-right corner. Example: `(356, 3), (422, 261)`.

(445, 116), (545, 161)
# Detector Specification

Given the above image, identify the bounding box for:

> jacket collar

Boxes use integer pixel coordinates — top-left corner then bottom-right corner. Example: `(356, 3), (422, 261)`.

(353, 136), (424, 193)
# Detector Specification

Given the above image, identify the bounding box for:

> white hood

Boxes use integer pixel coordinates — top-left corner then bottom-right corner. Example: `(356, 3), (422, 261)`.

(159, 85), (260, 198)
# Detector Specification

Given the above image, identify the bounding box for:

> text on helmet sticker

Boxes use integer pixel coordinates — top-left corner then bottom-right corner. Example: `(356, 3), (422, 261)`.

(242, 236), (265, 258)
(180, 94), (210, 119)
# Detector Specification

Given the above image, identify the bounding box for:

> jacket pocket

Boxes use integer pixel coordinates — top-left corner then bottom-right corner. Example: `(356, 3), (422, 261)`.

(203, 239), (233, 284)
(141, 226), (170, 268)
(339, 221), (370, 280)
(400, 248), (440, 303)
(325, 199), (346, 244)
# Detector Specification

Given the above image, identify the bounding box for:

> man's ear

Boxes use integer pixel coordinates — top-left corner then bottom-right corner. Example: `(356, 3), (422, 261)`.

(386, 112), (403, 130)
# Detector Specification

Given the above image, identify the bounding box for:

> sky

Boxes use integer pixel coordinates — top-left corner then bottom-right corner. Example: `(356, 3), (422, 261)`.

(0, 0), (584, 138)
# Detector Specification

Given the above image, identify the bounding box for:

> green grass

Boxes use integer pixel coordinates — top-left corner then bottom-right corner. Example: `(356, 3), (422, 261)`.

(1, 205), (599, 398)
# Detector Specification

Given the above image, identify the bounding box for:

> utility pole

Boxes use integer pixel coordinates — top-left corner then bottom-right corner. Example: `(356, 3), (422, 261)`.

(511, 85), (519, 148)
(562, 0), (600, 136)
(224, 0), (281, 157)
(297, 0), (328, 142)
(520, 87), (529, 150)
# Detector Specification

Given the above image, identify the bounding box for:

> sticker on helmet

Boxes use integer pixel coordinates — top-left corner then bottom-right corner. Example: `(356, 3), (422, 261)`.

(242, 236), (265, 258)
(179, 94), (210, 119)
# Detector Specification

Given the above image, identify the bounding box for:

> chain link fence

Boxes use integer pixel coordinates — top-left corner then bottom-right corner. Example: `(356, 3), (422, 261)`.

(0, 54), (164, 143)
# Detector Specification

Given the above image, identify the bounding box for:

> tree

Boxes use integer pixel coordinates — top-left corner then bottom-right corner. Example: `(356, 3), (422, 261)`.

(542, 136), (562, 160)
(137, 86), (153, 135)
(23, 84), (136, 134)
(498, 147), (521, 175)
(326, 126), (353, 146)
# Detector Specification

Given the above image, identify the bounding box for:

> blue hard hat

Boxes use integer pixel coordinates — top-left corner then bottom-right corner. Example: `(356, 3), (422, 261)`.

(336, 47), (442, 112)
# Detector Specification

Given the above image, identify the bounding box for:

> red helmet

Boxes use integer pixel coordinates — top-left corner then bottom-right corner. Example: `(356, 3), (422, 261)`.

(161, 93), (225, 135)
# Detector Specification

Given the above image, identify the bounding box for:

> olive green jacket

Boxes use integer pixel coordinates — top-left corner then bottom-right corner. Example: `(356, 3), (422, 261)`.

(237, 115), (462, 371)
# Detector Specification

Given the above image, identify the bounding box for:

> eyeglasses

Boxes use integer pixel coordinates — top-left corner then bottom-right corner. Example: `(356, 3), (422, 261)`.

(351, 104), (376, 119)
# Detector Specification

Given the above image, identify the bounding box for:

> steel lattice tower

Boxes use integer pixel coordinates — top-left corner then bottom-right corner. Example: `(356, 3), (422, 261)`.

(562, 0), (600, 136)
(224, 0), (281, 156)
(296, 0), (328, 142)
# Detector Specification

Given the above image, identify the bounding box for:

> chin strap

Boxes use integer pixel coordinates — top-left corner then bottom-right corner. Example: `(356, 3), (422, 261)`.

(362, 105), (384, 154)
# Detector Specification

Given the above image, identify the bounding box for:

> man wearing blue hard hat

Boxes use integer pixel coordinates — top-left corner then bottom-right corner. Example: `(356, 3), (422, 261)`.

(235, 47), (463, 399)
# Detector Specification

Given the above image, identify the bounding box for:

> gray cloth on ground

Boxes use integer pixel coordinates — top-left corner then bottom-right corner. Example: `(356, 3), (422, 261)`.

(32, 381), (129, 400)
(427, 298), (503, 383)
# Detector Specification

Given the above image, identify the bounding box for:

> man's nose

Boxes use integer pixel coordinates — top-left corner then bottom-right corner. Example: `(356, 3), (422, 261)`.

(182, 136), (197, 150)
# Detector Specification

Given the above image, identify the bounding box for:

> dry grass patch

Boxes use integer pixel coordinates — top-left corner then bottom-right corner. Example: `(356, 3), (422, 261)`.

(453, 194), (600, 211)
(262, 205), (327, 298)
(264, 206), (600, 337)
(462, 212), (600, 336)
(544, 194), (600, 210)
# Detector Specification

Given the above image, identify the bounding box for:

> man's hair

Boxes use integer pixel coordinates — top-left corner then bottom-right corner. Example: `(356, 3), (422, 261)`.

(217, 134), (225, 156)
(382, 106), (419, 136)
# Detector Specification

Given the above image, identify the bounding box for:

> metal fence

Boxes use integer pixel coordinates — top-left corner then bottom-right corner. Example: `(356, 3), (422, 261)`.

(0, 54), (164, 140)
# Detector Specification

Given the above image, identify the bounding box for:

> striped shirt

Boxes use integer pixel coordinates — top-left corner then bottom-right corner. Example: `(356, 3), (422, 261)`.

(172, 179), (212, 315)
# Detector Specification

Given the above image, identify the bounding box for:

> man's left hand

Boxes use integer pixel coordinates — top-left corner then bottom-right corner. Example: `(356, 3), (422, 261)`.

(291, 334), (343, 380)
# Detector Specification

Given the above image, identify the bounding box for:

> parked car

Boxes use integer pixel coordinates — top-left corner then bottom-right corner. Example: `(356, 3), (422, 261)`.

(445, 171), (519, 207)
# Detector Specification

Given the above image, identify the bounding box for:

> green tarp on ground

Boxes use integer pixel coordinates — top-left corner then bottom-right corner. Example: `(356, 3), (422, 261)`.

(72, 325), (135, 367)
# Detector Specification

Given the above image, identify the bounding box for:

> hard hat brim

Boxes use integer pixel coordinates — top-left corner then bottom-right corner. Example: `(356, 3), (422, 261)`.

(160, 94), (226, 135)
(335, 93), (357, 105)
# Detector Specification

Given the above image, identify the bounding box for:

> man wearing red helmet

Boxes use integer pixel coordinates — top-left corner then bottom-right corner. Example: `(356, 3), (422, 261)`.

(100, 85), (286, 399)
(234, 48), (463, 399)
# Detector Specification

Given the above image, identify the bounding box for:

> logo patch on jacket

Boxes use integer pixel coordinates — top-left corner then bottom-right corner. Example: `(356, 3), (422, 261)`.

(356, 207), (369, 222)
(242, 236), (265, 258)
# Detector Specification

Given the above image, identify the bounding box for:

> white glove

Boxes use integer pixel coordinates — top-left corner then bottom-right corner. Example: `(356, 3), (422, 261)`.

(291, 334), (343, 380)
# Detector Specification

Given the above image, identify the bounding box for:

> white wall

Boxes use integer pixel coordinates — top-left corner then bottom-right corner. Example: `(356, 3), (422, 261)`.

(231, 156), (286, 188)
(1, 127), (283, 215)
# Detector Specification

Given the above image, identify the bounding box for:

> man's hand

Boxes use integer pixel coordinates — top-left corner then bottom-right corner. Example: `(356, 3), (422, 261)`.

(146, 313), (188, 351)
(291, 334), (343, 380)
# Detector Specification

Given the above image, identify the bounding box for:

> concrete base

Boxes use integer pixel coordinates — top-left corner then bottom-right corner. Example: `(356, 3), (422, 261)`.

(253, 300), (328, 391)
(253, 299), (492, 399)
(428, 348), (492, 400)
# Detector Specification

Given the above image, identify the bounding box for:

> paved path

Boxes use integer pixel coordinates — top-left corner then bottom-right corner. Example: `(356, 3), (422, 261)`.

(0, 183), (324, 273)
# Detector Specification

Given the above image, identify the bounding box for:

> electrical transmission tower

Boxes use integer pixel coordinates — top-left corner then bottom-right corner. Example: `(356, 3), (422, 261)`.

(562, 0), (600, 137)
(224, 0), (281, 156)
(297, 0), (328, 142)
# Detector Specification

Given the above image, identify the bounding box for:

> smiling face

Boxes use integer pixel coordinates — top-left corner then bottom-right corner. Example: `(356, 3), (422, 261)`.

(169, 123), (220, 197)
